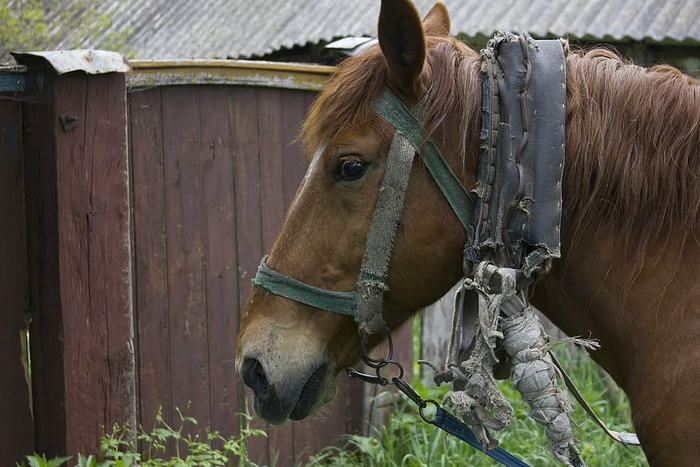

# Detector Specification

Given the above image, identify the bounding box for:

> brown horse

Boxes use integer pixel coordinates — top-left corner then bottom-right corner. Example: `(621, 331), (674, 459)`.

(236, 1), (700, 465)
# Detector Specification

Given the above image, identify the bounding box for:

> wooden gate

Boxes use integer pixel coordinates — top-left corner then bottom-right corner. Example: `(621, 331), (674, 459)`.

(0, 54), (414, 466)
(127, 60), (375, 465)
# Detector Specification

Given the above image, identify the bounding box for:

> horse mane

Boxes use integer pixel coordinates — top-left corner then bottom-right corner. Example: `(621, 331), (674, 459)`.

(301, 35), (700, 277)
(564, 48), (700, 267)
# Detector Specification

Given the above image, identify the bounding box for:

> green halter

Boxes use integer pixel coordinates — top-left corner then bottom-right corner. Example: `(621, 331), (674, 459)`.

(253, 87), (473, 335)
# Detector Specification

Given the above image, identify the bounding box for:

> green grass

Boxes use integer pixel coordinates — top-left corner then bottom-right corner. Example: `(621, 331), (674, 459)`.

(304, 346), (648, 467)
(20, 346), (647, 467)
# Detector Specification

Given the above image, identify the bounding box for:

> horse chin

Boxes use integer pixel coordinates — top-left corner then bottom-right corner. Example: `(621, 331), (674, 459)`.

(288, 363), (331, 420)
(251, 362), (336, 425)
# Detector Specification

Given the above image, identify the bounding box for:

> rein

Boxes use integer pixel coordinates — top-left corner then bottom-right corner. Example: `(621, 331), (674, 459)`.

(252, 33), (638, 466)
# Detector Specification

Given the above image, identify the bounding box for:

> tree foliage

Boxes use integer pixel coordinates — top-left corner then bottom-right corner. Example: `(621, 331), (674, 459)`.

(1, 0), (132, 64)
(0, 0), (50, 62)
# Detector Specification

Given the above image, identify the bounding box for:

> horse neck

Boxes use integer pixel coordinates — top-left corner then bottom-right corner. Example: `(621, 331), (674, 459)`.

(534, 52), (700, 386)
(561, 51), (700, 255)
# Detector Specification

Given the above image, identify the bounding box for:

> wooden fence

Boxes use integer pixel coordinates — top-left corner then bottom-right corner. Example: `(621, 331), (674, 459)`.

(0, 53), (420, 466)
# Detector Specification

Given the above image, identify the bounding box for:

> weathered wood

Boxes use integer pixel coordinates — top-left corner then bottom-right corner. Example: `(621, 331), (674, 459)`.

(198, 86), (241, 439)
(420, 283), (460, 383)
(57, 71), (134, 455)
(129, 88), (172, 433)
(259, 87), (286, 249)
(161, 86), (210, 430)
(281, 90), (313, 208)
(127, 69), (385, 465)
(23, 67), (134, 457)
(21, 65), (64, 458)
(230, 86), (270, 466)
(128, 59), (334, 91)
(0, 99), (34, 465)
(128, 82), (376, 464)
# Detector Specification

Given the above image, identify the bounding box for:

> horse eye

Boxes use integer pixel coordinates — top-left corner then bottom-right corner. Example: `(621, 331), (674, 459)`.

(337, 159), (366, 181)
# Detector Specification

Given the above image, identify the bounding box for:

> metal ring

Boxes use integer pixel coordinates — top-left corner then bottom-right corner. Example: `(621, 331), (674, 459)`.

(419, 399), (440, 424)
(375, 359), (404, 381)
(359, 328), (394, 368)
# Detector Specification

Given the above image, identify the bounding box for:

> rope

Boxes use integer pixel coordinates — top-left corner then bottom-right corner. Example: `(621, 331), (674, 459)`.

(501, 305), (585, 467)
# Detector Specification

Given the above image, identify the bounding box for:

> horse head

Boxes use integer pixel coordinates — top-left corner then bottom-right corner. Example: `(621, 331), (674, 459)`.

(235, 1), (480, 424)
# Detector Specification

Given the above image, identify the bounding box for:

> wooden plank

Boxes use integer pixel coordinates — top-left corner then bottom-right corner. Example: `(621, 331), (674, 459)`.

(281, 90), (313, 209)
(128, 88), (172, 433)
(258, 87), (286, 248)
(161, 86), (210, 431)
(0, 99), (34, 465)
(53, 73), (94, 454)
(80, 70), (135, 442)
(197, 86), (240, 439)
(420, 284), (459, 383)
(21, 70), (66, 458)
(53, 72), (134, 455)
(230, 86), (270, 466)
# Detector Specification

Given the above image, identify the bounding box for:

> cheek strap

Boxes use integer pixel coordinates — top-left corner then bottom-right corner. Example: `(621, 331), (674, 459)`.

(252, 87), (474, 337)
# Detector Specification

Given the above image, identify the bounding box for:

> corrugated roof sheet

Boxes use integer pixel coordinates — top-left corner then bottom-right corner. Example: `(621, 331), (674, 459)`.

(46, 0), (700, 59)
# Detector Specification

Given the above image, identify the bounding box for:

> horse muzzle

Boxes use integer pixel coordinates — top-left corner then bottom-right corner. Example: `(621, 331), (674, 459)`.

(238, 354), (332, 424)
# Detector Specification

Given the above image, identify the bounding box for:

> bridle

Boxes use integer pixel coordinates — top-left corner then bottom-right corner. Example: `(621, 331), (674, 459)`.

(253, 85), (472, 335)
(251, 33), (638, 466)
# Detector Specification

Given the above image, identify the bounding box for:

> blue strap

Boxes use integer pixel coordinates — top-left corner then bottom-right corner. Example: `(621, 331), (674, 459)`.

(432, 406), (531, 467)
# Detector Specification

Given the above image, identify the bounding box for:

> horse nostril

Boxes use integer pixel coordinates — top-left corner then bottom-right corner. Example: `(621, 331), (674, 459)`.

(240, 357), (269, 395)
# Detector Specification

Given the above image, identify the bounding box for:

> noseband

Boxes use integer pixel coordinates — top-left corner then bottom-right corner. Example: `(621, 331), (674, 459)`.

(253, 86), (473, 335)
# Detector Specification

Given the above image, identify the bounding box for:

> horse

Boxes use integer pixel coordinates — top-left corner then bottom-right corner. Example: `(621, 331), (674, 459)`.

(235, 1), (700, 465)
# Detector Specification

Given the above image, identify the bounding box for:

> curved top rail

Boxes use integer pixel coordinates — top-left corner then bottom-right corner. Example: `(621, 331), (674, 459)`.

(127, 59), (335, 91)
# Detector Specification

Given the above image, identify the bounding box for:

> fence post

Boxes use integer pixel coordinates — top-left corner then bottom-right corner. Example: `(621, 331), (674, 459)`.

(17, 51), (136, 458)
(0, 75), (34, 465)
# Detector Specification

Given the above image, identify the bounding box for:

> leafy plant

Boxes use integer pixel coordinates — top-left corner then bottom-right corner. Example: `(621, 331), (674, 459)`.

(19, 408), (266, 467)
(18, 454), (72, 467)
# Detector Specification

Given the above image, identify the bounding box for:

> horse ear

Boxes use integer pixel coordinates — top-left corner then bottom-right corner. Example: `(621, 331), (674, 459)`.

(423, 2), (451, 37)
(378, 0), (427, 99)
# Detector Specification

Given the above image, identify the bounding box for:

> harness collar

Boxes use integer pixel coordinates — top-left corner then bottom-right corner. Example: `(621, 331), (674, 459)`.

(467, 32), (565, 276)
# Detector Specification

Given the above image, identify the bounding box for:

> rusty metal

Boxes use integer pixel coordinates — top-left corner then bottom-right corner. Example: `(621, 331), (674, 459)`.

(59, 111), (78, 131)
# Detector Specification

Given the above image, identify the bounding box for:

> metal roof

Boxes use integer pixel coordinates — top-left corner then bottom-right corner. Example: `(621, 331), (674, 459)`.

(45, 0), (700, 60)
